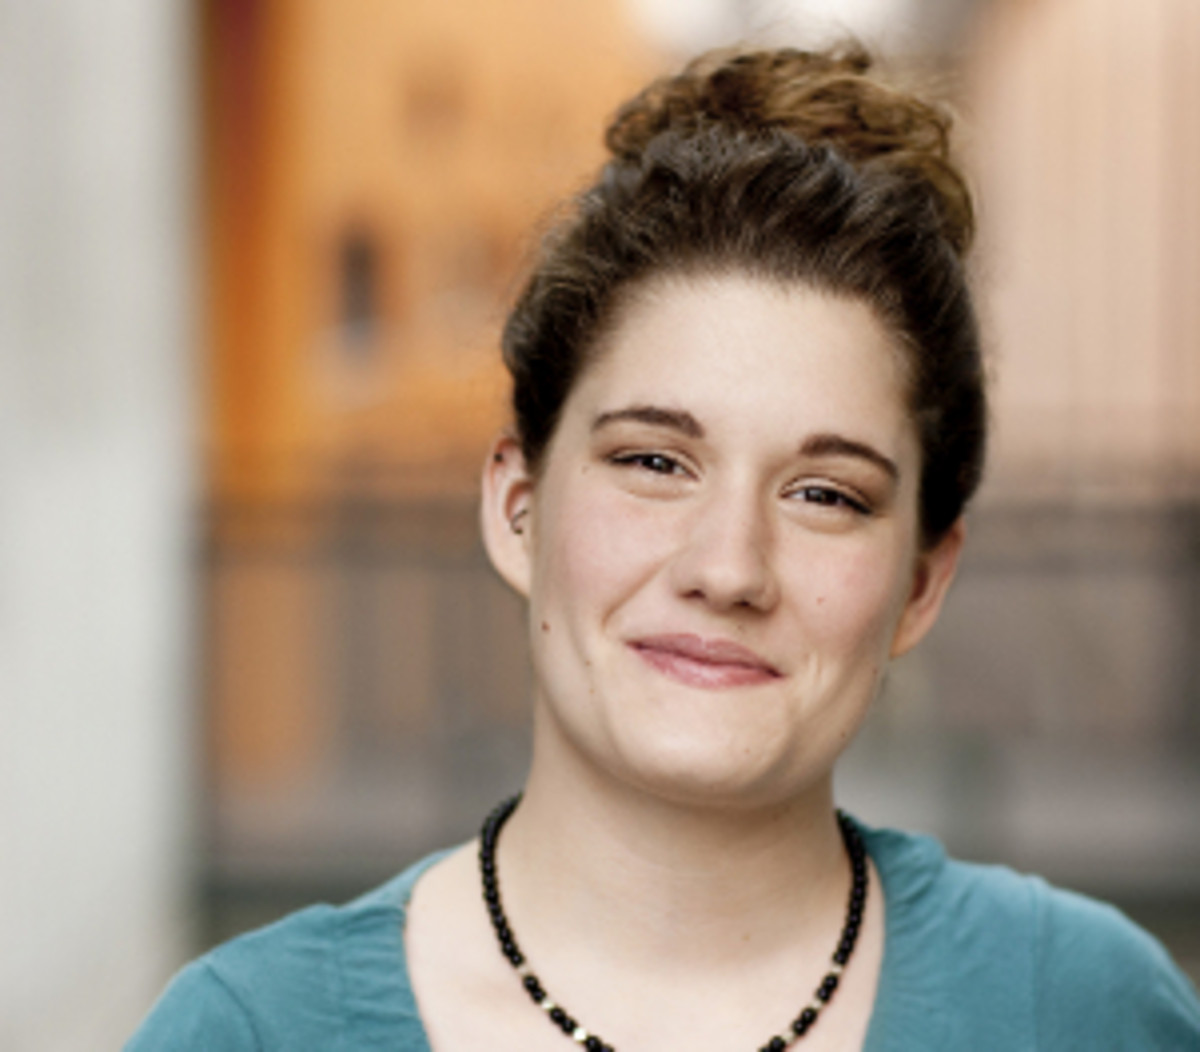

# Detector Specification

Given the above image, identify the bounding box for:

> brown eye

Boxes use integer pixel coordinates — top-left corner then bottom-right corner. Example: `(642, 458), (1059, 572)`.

(794, 485), (871, 515)
(803, 486), (840, 505)
(612, 452), (684, 475)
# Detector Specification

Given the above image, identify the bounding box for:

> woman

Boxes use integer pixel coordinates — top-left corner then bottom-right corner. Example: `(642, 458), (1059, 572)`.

(129, 46), (1200, 1050)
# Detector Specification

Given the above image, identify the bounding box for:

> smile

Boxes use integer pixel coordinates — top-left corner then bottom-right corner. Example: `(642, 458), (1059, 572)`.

(628, 634), (782, 690)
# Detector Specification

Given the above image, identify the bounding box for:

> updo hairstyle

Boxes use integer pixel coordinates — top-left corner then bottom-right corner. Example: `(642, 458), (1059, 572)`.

(501, 45), (986, 547)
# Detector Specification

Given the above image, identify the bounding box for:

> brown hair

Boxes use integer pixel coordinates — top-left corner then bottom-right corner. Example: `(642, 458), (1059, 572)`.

(501, 45), (985, 547)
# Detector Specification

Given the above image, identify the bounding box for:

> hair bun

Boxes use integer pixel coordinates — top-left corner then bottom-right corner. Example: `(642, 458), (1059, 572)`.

(604, 45), (974, 255)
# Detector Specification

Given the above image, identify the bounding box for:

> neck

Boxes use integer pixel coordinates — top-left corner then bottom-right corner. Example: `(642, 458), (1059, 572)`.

(495, 724), (851, 975)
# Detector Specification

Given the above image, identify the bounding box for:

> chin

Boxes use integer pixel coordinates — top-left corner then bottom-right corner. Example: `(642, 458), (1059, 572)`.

(606, 726), (815, 812)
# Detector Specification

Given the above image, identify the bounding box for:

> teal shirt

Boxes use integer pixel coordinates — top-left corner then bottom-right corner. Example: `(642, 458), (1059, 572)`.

(127, 824), (1200, 1050)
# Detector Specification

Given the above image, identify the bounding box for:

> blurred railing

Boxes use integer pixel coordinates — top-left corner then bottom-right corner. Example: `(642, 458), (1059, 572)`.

(201, 496), (531, 904)
(199, 496), (1200, 976)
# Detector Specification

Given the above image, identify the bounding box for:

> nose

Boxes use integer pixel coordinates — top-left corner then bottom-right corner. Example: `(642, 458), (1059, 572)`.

(669, 486), (780, 613)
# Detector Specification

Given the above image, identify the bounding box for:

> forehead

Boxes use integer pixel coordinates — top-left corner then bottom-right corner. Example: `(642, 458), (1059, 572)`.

(572, 272), (913, 447)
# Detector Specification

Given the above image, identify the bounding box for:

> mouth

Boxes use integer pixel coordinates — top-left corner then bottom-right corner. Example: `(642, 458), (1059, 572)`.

(628, 633), (782, 690)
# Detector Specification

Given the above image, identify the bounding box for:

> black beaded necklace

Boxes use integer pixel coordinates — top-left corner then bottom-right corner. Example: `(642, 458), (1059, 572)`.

(478, 795), (869, 1051)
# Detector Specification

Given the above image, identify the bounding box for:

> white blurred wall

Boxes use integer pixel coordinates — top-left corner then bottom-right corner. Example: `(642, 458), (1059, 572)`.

(0, 3), (195, 1049)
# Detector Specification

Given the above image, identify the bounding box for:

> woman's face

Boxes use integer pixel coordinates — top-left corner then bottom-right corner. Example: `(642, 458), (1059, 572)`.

(484, 272), (963, 809)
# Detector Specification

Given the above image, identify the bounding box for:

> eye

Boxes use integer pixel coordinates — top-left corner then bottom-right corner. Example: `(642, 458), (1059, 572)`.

(790, 484), (872, 515)
(609, 451), (687, 476)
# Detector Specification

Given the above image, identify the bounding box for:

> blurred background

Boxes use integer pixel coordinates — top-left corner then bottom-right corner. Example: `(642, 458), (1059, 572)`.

(2, 0), (1198, 1047)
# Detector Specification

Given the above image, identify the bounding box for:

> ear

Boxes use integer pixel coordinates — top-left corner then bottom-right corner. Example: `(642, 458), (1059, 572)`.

(890, 517), (966, 658)
(480, 432), (535, 598)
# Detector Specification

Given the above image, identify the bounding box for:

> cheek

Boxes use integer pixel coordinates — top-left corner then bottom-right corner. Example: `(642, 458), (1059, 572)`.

(793, 536), (912, 655)
(532, 472), (668, 627)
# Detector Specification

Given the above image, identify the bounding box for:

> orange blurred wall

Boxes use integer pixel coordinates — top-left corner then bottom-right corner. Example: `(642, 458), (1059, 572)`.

(203, 0), (654, 504)
(202, 0), (654, 788)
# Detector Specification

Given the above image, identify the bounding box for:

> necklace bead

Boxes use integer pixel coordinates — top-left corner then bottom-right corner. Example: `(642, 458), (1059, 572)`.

(478, 795), (868, 1050)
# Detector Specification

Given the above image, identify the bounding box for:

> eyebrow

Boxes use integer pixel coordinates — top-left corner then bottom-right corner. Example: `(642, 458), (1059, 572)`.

(591, 405), (704, 438)
(591, 407), (899, 481)
(801, 433), (899, 481)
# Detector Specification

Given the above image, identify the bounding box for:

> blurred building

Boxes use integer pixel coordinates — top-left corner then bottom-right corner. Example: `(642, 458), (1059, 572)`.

(972, 0), (1200, 503)
(196, 0), (1200, 982)
(201, 0), (654, 899)
(205, 0), (653, 505)
(842, 0), (1200, 979)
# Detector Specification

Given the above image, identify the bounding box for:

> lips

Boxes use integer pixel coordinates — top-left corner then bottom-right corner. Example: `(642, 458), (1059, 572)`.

(628, 633), (781, 689)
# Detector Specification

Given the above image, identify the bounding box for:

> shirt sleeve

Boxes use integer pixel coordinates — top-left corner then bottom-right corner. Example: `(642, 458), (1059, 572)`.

(1033, 882), (1200, 1050)
(124, 958), (262, 1051)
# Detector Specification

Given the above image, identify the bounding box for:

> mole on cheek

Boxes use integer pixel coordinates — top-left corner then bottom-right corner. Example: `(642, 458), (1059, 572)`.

(541, 621), (550, 633)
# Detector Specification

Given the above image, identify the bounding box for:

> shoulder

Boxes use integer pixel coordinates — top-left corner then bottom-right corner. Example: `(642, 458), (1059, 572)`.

(860, 823), (1200, 1050)
(1029, 880), (1200, 1047)
(862, 822), (1046, 953)
(124, 850), (449, 1050)
(124, 957), (263, 1050)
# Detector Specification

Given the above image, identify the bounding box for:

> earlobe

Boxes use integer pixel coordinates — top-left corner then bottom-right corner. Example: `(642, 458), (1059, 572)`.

(890, 518), (966, 658)
(480, 433), (534, 598)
